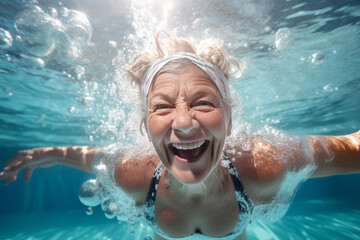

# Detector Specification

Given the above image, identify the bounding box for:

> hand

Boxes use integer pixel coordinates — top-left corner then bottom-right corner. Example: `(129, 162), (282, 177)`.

(0, 148), (57, 185)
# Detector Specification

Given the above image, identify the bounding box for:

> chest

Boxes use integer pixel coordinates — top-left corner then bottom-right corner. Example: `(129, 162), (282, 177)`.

(153, 181), (240, 238)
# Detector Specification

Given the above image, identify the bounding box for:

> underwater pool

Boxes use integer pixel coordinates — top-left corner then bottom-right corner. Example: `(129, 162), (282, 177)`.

(1, 0), (360, 239)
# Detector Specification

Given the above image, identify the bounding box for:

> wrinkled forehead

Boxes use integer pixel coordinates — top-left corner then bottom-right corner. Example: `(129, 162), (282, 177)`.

(149, 64), (219, 94)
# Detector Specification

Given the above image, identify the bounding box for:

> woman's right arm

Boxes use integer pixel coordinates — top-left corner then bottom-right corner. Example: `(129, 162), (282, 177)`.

(0, 146), (99, 185)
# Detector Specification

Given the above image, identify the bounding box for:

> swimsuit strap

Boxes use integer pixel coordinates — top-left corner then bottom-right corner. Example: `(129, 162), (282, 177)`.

(144, 161), (163, 227)
(222, 153), (254, 218)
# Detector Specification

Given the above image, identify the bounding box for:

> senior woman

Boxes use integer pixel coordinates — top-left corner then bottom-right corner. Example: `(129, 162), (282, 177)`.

(1, 32), (359, 240)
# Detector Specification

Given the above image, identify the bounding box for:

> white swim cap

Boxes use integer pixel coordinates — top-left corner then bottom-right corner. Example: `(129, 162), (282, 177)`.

(141, 52), (231, 111)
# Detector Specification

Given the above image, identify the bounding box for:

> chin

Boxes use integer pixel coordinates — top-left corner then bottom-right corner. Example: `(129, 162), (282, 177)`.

(171, 167), (211, 184)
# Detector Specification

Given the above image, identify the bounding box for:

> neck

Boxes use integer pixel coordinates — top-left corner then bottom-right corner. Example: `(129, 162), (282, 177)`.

(166, 163), (230, 199)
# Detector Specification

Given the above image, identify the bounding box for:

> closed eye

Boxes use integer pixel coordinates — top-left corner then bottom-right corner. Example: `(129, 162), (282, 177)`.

(191, 101), (215, 108)
(154, 104), (172, 111)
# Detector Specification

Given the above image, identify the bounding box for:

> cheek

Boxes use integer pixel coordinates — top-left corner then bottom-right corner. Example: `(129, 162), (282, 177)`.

(148, 115), (172, 138)
(196, 110), (227, 135)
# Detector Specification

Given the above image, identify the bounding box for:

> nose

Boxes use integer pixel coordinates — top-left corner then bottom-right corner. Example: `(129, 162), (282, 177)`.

(172, 108), (198, 134)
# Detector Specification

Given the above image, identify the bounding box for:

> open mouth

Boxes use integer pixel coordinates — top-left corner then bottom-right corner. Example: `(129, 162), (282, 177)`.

(168, 140), (209, 162)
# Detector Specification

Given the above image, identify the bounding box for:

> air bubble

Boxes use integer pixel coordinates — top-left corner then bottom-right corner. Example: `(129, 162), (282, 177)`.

(229, 57), (245, 78)
(49, 8), (58, 18)
(79, 179), (102, 207)
(109, 40), (117, 48)
(68, 106), (76, 113)
(80, 96), (95, 107)
(0, 28), (13, 48)
(275, 27), (293, 50)
(93, 163), (107, 176)
(60, 9), (92, 46)
(101, 197), (118, 219)
(14, 5), (62, 56)
(75, 65), (85, 79)
(4, 54), (10, 63)
(311, 52), (325, 64)
(323, 84), (337, 92)
(86, 206), (93, 215)
(51, 8), (92, 62)
(15, 35), (22, 42)
(192, 18), (208, 29)
(60, 7), (70, 17)
(89, 135), (94, 142)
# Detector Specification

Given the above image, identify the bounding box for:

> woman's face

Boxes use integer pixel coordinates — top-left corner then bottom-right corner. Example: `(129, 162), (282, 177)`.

(146, 65), (231, 184)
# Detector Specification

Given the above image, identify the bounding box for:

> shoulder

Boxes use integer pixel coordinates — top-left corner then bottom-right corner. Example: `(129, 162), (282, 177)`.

(224, 134), (287, 204)
(225, 135), (286, 180)
(114, 149), (160, 204)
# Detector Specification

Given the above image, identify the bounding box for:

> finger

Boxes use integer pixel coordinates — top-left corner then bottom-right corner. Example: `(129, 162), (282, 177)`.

(2, 171), (18, 185)
(24, 167), (35, 182)
(6, 160), (26, 173)
(0, 167), (14, 179)
(1, 165), (21, 176)
(4, 177), (11, 185)
(7, 151), (27, 165)
(6, 150), (33, 169)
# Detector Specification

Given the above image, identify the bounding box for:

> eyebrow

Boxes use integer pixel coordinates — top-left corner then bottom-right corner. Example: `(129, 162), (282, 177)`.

(148, 93), (176, 105)
(190, 90), (221, 105)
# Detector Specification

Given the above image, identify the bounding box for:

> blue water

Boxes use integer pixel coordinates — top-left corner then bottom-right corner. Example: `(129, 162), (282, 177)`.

(1, 0), (360, 239)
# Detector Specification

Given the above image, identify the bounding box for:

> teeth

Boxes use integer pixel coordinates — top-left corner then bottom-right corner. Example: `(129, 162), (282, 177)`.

(172, 140), (205, 150)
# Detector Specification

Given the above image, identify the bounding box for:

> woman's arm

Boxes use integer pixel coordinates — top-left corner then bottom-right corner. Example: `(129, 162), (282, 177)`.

(227, 130), (359, 203)
(310, 131), (360, 178)
(0, 146), (99, 185)
(113, 150), (159, 205)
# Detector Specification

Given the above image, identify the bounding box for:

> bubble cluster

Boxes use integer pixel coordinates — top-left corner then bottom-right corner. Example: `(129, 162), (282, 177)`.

(323, 84), (338, 92)
(101, 197), (118, 219)
(13, 4), (92, 61)
(79, 150), (142, 229)
(0, 28), (13, 49)
(75, 65), (85, 79)
(275, 27), (293, 50)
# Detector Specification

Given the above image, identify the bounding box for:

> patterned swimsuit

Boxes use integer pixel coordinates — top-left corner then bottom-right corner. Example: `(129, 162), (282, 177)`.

(143, 153), (254, 239)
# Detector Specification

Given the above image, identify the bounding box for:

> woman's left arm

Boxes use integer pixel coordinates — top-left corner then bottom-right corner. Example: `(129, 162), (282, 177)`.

(309, 130), (360, 178)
